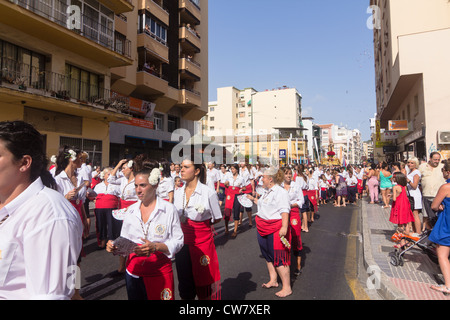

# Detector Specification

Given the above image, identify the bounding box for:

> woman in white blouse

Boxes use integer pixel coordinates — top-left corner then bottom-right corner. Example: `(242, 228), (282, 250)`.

(92, 167), (120, 249)
(108, 157), (139, 273)
(247, 167), (292, 298)
(282, 167), (305, 277)
(407, 157), (423, 235)
(224, 164), (245, 237)
(173, 158), (222, 300)
(0, 121), (82, 300)
(157, 160), (174, 203)
(106, 158), (183, 300)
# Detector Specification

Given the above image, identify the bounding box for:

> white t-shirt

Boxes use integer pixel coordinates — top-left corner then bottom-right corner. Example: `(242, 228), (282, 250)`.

(281, 182), (305, 208)
(0, 178), (83, 300)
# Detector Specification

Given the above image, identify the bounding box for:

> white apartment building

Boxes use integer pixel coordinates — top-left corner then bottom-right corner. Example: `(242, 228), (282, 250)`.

(202, 86), (302, 137)
(319, 124), (363, 165)
(371, 0), (450, 161)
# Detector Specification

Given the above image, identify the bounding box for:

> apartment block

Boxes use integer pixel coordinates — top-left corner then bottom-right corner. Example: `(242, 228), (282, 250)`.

(370, 0), (450, 161)
(0, 0), (208, 166)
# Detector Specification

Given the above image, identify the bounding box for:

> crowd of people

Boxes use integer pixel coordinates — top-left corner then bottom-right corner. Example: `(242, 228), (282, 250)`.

(1, 120), (449, 300)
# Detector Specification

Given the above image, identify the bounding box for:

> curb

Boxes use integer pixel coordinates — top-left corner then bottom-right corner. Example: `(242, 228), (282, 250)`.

(360, 199), (409, 300)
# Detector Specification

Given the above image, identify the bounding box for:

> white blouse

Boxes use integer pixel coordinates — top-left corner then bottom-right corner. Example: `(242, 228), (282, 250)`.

(157, 176), (174, 200)
(281, 182), (305, 209)
(0, 178), (83, 300)
(256, 184), (290, 220)
(226, 174), (245, 188)
(173, 182), (222, 223)
(54, 170), (87, 203)
(107, 174), (137, 201)
(120, 198), (184, 260)
(295, 176), (308, 190)
(93, 182), (120, 197)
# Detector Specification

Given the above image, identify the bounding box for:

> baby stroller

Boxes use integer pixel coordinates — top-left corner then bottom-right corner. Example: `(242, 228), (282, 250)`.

(389, 212), (439, 267)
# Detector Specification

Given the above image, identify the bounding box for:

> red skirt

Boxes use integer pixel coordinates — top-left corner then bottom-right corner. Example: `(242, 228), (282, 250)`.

(256, 216), (291, 267)
(305, 190), (318, 212)
(289, 207), (303, 253)
(357, 179), (363, 194)
(181, 218), (221, 299)
(126, 249), (174, 300)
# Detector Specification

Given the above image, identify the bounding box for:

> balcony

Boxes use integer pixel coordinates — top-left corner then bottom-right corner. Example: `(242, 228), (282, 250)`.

(0, 61), (132, 121)
(0, 0), (133, 68)
(139, 0), (169, 26)
(179, 0), (201, 25)
(179, 88), (201, 108)
(137, 31), (169, 63)
(179, 26), (201, 53)
(179, 57), (201, 81)
(135, 68), (169, 97)
(97, 0), (134, 14)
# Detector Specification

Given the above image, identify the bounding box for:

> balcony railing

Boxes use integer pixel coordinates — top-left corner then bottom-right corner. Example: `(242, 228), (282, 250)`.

(0, 60), (130, 114)
(15, 0), (131, 58)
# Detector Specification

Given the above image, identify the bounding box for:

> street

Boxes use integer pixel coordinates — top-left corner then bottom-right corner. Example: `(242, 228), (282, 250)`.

(79, 200), (370, 300)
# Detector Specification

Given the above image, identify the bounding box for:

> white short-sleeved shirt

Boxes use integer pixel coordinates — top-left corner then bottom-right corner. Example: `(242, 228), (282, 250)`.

(308, 177), (318, 191)
(256, 184), (290, 220)
(173, 182), (222, 223)
(240, 168), (251, 186)
(281, 182), (305, 208)
(120, 198), (184, 260)
(157, 176), (174, 201)
(54, 170), (87, 203)
(346, 176), (358, 187)
(0, 178), (83, 300)
(226, 174), (245, 188)
(219, 170), (232, 184)
(107, 174), (137, 201)
(206, 168), (220, 190)
(93, 182), (120, 197)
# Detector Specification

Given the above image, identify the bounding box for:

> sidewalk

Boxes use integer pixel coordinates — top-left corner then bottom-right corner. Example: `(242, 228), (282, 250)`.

(361, 198), (450, 300)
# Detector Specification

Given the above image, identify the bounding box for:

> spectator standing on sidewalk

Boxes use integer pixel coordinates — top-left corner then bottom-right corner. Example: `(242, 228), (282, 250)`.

(406, 157), (423, 235)
(428, 160), (450, 295)
(419, 152), (446, 231)
(380, 162), (393, 209)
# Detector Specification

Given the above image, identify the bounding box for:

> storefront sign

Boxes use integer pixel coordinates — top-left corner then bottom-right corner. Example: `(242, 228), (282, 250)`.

(388, 120), (408, 131)
(384, 131), (398, 140)
(118, 118), (154, 130)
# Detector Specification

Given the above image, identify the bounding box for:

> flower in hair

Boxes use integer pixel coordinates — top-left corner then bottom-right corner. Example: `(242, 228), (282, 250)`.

(148, 168), (161, 186)
(127, 160), (133, 168)
(66, 150), (77, 161)
(50, 155), (57, 163)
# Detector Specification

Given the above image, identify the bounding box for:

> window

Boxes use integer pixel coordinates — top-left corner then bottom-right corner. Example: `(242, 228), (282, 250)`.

(210, 117), (214, 122)
(60, 136), (103, 167)
(140, 11), (168, 45)
(65, 64), (100, 102)
(154, 113), (164, 131)
(209, 107), (215, 112)
(167, 115), (179, 133)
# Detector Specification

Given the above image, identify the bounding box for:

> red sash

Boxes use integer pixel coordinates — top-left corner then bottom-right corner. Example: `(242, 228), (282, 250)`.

(305, 190), (318, 212)
(242, 183), (253, 194)
(255, 216), (291, 267)
(224, 186), (241, 219)
(119, 199), (137, 209)
(95, 194), (119, 209)
(181, 218), (221, 299)
(289, 207), (302, 252)
(126, 250), (174, 300)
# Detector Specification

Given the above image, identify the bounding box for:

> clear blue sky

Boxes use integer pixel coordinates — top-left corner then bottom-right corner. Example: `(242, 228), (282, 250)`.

(208, 0), (376, 141)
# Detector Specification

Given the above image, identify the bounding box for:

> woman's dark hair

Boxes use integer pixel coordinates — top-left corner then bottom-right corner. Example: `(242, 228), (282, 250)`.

(393, 172), (407, 187)
(296, 164), (307, 180)
(0, 121), (56, 189)
(134, 154), (159, 176)
(180, 147), (206, 184)
(381, 162), (389, 170)
(230, 164), (239, 172)
(159, 158), (171, 178)
(55, 145), (82, 177)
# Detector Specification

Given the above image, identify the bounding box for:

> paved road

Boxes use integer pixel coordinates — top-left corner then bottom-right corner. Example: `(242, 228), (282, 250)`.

(79, 200), (371, 300)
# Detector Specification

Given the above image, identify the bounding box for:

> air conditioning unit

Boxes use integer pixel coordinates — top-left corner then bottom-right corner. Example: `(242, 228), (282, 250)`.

(438, 131), (450, 144)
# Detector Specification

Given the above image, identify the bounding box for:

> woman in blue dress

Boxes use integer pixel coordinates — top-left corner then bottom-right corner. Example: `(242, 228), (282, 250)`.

(429, 160), (450, 295)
